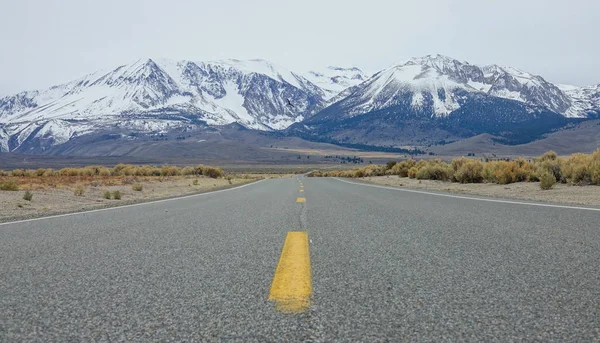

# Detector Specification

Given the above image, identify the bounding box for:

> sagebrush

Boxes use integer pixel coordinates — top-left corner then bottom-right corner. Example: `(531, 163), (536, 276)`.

(310, 149), (600, 187)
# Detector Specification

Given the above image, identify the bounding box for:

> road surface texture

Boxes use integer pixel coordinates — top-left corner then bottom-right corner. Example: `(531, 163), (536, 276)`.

(1, 177), (599, 342)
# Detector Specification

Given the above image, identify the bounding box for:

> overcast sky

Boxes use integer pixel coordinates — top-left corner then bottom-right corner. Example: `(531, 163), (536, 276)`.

(1, 0), (599, 96)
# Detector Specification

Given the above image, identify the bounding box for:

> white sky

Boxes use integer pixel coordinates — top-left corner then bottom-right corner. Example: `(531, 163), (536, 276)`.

(1, 0), (599, 95)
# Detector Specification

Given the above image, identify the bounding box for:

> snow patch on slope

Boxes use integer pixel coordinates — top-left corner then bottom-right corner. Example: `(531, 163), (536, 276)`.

(303, 66), (368, 100)
(211, 59), (304, 89)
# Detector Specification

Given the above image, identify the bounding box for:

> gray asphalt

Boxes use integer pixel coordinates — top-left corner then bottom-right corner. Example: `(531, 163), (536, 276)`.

(1, 177), (599, 342)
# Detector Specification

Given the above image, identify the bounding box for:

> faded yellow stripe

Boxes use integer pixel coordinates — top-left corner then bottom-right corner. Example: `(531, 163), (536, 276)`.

(296, 197), (306, 203)
(299, 190), (304, 193)
(269, 232), (312, 313)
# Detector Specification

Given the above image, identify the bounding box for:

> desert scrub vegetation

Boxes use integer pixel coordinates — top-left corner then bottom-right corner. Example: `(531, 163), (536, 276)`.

(112, 191), (122, 200)
(103, 191), (112, 199)
(1, 164), (226, 178)
(132, 184), (143, 191)
(73, 185), (85, 196)
(0, 163), (231, 192)
(539, 172), (557, 190)
(309, 149), (600, 187)
(0, 179), (19, 191)
(23, 190), (33, 201)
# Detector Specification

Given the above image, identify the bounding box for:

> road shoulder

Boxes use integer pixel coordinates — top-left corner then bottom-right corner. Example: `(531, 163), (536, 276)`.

(339, 176), (600, 208)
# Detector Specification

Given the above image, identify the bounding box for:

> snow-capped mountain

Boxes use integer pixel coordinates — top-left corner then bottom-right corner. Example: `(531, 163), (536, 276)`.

(558, 84), (600, 118)
(0, 58), (327, 152)
(1, 54), (599, 153)
(310, 55), (585, 121)
(290, 55), (599, 146)
(303, 66), (368, 100)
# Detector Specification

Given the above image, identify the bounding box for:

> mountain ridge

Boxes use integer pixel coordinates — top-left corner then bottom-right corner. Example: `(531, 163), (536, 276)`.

(1, 54), (599, 153)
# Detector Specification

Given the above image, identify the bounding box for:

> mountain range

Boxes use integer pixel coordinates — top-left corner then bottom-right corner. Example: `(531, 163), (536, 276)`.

(1, 54), (598, 154)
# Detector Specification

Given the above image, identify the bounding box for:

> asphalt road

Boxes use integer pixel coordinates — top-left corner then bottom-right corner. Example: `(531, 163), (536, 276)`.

(1, 177), (600, 342)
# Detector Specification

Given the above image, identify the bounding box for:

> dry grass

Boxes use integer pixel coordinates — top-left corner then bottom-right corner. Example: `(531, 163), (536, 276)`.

(0, 163), (265, 222)
(0, 163), (225, 179)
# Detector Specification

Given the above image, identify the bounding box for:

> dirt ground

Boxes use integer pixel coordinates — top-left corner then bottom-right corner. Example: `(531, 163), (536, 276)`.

(0, 176), (265, 223)
(360, 176), (600, 207)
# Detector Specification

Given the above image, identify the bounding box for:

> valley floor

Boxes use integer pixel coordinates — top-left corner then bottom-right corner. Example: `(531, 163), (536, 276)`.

(357, 176), (600, 207)
(0, 175), (270, 223)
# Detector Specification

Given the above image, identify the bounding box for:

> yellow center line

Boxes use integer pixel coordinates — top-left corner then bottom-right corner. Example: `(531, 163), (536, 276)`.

(296, 197), (306, 203)
(299, 190), (304, 192)
(269, 232), (312, 313)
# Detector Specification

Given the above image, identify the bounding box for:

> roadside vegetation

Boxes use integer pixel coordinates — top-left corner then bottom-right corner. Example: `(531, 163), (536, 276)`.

(0, 164), (226, 179)
(309, 149), (600, 190)
(0, 163), (266, 221)
(0, 163), (239, 198)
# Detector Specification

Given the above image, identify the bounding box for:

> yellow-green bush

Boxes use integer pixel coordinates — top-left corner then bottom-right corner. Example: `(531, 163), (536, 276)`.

(0, 180), (19, 191)
(540, 172), (557, 190)
(561, 153), (591, 184)
(181, 167), (195, 176)
(161, 165), (180, 176)
(590, 149), (600, 185)
(10, 169), (26, 177)
(454, 159), (484, 183)
(202, 166), (225, 178)
(415, 161), (453, 181)
(390, 159), (416, 177)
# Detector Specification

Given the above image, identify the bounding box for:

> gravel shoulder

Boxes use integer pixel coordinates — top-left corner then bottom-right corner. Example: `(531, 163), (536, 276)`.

(358, 176), (600, 206)
(0, 176), (265, 223)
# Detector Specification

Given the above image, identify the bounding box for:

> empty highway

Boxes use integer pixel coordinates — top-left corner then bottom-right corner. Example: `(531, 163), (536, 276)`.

(1, 177), (600, 342)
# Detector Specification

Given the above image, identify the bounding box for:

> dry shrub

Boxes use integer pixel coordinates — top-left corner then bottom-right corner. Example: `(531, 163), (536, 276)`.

(492, 162), (517, 184)
(192, 179), (199, 185)
(74, 185), (85, 196)
(202, 166), (225, 178)
(23, 190), (33, 201)
(536, 159), (562, 182)
(111, 164), (127, 176)
(540, 172), (557, 190)
(10, 169), (25, 177)
(416, 162), (453, 181)
(590, 149), (600, 185)
(181, 167), (195, 176)
(454, 159), (484, 183)
(408, 166), (419, 179)
(483, 160), (535, 184)
(112, 191), (121, 200)
(103, 191), (111, 199)
(390, 159), (416, 177)
(561, 153), (591, 185)
(161, 165), (180, 177)
(59, 168), (81, 177)
(535, 151), (558, 163)
(0, 180), (19, 191)
(132, 184), (143, 191)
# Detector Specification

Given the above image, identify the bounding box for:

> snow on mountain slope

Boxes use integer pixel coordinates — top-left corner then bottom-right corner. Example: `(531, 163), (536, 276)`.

(303, 66), (368, 100)
(315, 54), (591, 120)
(1, 54), (598, 154)
(482, 65), (572, 115)
(558, 84), (600, 117)
(212, 59), (305, 89)
(0, 58), (327, 151)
